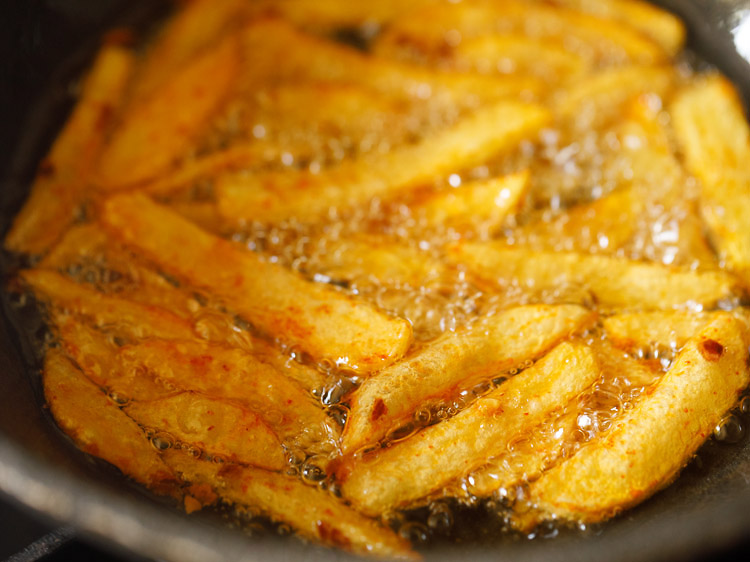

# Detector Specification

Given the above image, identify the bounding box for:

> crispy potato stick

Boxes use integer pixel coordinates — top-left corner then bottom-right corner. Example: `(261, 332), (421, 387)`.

(671, 76), (750, 283)
(452, 34), (588, 82)
(116, 338), (340, 449)
(161, 450), (419, 560)
(125, 392), (286, 471)
(554, 65), (674, 128)
(551, 0), (685, 56)
(342, 304), (595, 454)
(375, 0), (666, 67)
(39, 223), (197, 317)
(97, 35), (240, 189)
(101, 193), (412, 372)
(312, 234), (445, 288)
(217, 100), (549, 224)
(21, 269), (196, 340)
(447, 243), (739, 310)
(253, 0), (435, 30)
(603, 309), (750, 353)
(239, 18), (541, 103)
(520, 314), (750, 526)
(4, 44), (134, 255)
(418, 170), (529, 233)
(130, 0), (249, 102)
(55, 316), (178, 402)
(338, 342), (600, 515)
(43, 350), (178, 495)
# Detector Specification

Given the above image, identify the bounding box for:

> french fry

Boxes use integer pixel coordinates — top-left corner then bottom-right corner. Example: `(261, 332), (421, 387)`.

(43, 350), (178, 496)
(671, 76), (750, 284)
(217, 100), (549, 224)
(603, 309), (750, 353)
(374, 0), (666, 67)
(554, 65), (675, 128)
(447, 242), (739, 311)
(161, 450), (419, 560)
(550, 0), (686, 56)
(125, 392), (286, 471)
(115, 338), (340, 451)
(451, 34), (589, 82)
(238, 17), (541, 104)
(518, 314), (750, 526)
(338, 342), (600, 515)
(101, 192), (413, 372)
(417, 170), (529, 233)
(130, 0), (249, 102)
(20, 269), (196, 340)
(342, 304), (595, 454)
(97, 34), (241, 189)
(4, 43), (134, 255)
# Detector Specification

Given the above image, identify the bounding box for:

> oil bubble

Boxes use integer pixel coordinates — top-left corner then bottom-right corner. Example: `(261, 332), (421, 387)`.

(150, 432), (174, 451)
(713, 414), (745, 444)
(398, 521), (430, 543)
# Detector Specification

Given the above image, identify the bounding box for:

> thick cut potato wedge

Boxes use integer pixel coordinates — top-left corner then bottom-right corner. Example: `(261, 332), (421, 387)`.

(551, 0), (685, 56)
(375, 0), (666, 67)
(342, 304), (595, 454)
(101, 193), (412, 372)
(217, 100), (549, 224)
(418, 170), (529, 233)
(338, 342), (600, 515)
(43, 350), (178, 495)
(5, 44), (134, 255)
(20, 269), (196, 340)
(97, 35), (240, 189)
(448, 243), (739, 310)
(239, 17), (541, 104)
(116, 338), (340, 451)
(520, 314), (750, 526)
(125, 392), (286, 471)
(603, 309), (750, 353)
(161, 450), (419, 560)
(671, 76), (750, 285)
(130, 0), (249, 102)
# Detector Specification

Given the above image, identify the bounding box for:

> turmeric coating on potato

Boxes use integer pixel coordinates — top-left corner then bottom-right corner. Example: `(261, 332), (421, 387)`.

(6, 0), (750, 558)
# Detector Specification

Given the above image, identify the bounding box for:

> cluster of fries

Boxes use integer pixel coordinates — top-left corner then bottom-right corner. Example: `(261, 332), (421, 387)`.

(6, 0), (750, 558)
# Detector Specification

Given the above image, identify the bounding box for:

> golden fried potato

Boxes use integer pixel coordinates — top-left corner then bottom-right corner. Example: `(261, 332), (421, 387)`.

(21, 269), (196, 340)
(125, 392), (285, 470)
(101, 192), (412, 372)
(5, 43), (134, 255)
(217, 99), (548, 224)
(671, 76), (750, 285)
(97, 34), (241, 189)
(447, 243), (739, 310)
(342, 304), (595, 454)
(339, 342), (600, 515)
(519, 314), (750, 526)
(43, 350), (178, 496)
(161, 450), (419, 560)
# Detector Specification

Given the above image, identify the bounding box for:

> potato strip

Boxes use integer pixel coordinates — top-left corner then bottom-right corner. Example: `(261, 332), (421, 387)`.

(43, 350), (178, 496)
(161, 450), (419, 560)
(5, 44), (134, 255)
(520, 314), (750, 526)
(448, 243), (739, 310)
(116, 339), (340, 451)
(101, 193), (412, 372)
(338, 342), (600, 515)
(603, 310), (750, 353)
(342, 304), (595, 454)
(21, 269), (196, 340)
(97, 35), (240, 189)
(551, 0), (684, 55)
(217, 100), (549, 224)
(671, 77), (750, 285)
(125, 392), (286, 471)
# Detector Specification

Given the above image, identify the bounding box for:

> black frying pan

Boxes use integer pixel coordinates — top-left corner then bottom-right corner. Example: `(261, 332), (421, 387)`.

(2, 2), (750, 560)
